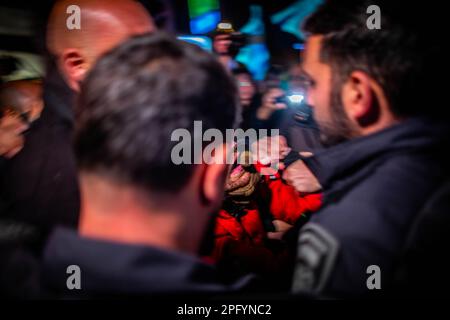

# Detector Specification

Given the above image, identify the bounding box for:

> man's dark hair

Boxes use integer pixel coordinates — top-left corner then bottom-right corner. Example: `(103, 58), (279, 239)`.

(231, 64), (251, 77)
(303, 0), (446, 118)
(75, 32), (240, 193)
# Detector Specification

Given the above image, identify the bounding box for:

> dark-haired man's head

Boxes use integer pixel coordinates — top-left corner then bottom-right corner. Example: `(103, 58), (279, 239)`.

(75, 33), (239, 254)
(301, 0), (446, 145)
(47, 0), (155, 92)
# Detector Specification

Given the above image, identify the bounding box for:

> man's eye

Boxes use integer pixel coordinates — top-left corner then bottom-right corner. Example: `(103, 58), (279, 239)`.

(299, 74), (316, 89)
(303, 78), (316, 89)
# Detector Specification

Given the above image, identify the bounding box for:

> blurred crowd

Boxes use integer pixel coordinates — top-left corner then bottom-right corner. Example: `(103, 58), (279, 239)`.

(0, 0), (449, 299)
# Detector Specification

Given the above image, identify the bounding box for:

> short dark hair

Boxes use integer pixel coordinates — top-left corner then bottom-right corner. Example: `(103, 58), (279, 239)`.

(75, 32), (240, 192)
(231, 64), (251, 77)
(303, 0), (446, 118)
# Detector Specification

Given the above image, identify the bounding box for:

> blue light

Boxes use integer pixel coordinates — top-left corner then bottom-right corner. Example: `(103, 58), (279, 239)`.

(271, 0), (324, 40)
(235, 5), (270, 81)
(177, 36), (212, 52)
(190, 10), (221, 34)
(236, 43), (269, 81)
(293, 43), (305, 50)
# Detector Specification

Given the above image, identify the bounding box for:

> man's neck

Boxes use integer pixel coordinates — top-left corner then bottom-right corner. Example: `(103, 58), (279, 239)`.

(360, 114), (402, 137)
(78, 174), (198, 254)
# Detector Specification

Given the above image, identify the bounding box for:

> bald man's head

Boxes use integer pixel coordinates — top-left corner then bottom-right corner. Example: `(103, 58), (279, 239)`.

(47, 0), (155, 91)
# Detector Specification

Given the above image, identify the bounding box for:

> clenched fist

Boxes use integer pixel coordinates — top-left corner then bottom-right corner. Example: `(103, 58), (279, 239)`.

(282, 159), (322, 194)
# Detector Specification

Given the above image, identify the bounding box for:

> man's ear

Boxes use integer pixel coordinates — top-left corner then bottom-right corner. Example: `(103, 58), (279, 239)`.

(60, 48), (88, 92)
(198, 144), (230, 208)
(342, 71), (379, 127)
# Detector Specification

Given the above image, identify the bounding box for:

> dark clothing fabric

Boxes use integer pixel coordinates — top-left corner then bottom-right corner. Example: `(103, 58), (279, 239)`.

(0, 66), (79, 233)
(292, 117), (450, 297)
(240, 94), (262, 131)
(43, 228), (256, 298)
(0, 243), (41, 298)
(279, 106), (323, 153)
(392, 180), (450, 297)
(42, 62), (76, 128)
(251, 109), (285, 134)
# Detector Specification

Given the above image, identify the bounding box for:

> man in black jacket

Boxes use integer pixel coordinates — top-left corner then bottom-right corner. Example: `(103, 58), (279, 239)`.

(0, 0), (155, 236)
(283, 0), (450, 297)
(43, 33), (254, 297)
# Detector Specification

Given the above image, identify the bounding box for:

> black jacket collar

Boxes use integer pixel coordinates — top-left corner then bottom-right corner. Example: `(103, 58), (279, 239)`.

(43, 228), (254, 297)
(305, 117), (450, 193)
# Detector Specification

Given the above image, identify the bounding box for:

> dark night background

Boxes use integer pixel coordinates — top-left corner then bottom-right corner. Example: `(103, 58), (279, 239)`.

(0, 0), (302, 68)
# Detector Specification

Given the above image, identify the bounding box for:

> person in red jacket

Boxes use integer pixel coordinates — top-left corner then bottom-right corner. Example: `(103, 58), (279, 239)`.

(211, 151), (322, 283)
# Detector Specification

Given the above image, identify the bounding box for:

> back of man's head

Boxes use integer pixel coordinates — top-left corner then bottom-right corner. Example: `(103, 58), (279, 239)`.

(75, 32), (239, 203)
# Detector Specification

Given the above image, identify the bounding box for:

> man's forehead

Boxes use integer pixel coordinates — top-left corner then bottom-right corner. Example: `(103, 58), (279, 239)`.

(304, 35), (323, 60)
(301, 35), (324, 73)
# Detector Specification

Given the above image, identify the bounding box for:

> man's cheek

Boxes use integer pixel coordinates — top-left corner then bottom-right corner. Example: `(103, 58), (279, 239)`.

(306, 89), (315, 106)
(312, 97), (327, 122)
(317, 88), (332, 121)
(313, 106), (326, 127)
